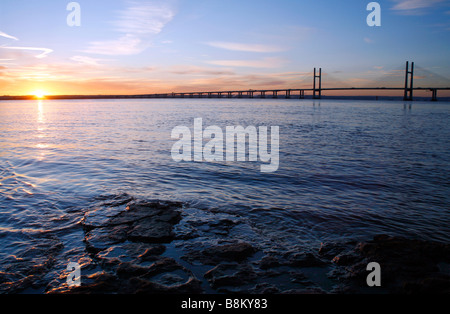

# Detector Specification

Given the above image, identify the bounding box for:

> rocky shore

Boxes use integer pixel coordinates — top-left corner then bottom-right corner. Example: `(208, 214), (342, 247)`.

(1, 197), (449, 294)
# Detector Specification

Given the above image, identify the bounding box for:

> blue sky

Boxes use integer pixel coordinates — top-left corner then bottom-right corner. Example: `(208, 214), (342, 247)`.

(0, 0), (449, 95)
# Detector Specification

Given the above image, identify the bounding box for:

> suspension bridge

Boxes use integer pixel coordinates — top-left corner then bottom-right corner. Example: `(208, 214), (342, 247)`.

(114, 61), (449, 102)
(137, 62), (450, 101)
(1, 61), (449, 101)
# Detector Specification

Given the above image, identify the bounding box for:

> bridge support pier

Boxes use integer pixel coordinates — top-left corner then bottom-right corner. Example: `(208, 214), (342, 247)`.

(431, 89), (438, 101)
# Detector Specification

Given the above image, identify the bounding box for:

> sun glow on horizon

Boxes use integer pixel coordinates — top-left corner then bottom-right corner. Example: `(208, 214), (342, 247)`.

(33, 90), (48, 99)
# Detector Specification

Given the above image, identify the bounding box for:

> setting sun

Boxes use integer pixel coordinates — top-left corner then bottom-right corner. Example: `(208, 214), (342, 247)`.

(33, 90), (47, 99)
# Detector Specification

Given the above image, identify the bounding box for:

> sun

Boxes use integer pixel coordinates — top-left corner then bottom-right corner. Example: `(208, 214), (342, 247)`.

(33, 90), (47, 99)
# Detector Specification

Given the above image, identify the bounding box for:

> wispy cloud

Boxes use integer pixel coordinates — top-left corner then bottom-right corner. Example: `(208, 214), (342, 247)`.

(0, 31), (19, 41)
(391, 0), (445, 15)
(206, 41), (285, 53)
(0, 46), (53, 58)
(84, 1), (174, 56)
(0, 30), (53, 59)
(169, 65), (235, 76)
(83, 34), (145, 56)
(114, 2), (174, 34)
(70, 56), (110, 66)
(207, 57), (287, 69)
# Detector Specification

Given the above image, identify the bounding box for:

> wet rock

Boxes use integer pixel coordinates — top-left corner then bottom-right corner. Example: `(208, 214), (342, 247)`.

(158, 273), (185, 285)
(204, 263), (258, 288)
(189, 218), (238, 236)
(47, 199), (207, 294)
(0, 235), (64, 294)
(183, 242), (257, 265)
(331, 253), (360, 266)
(128, 221), (175, 243)
(257, 256), (281, 270)
(83, 200), (183, 253)
(124, 276), (203, 294)
(290, 271), (314, 286)
(204, 242), (256, 261)
(52, 257), (203, 294)
(319, 241), (357, 260)
(283, 287), (327, 294)
(52, 272), (121, 294)
(286, 252), (326, 268)
(325, 235), (450, 294)
(138, 245), (166, 261)
(248, 283), (280, 294)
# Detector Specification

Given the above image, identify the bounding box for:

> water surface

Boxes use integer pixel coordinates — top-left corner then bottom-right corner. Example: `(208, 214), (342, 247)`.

(0, 98), (449, 291)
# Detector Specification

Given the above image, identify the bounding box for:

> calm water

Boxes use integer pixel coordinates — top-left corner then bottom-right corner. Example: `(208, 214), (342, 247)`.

(0, 98), (449, 290)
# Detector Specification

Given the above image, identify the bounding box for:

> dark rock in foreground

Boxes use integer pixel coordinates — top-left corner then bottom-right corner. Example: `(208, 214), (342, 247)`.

(50, 200), (203, 294)
(83, 200), (183, 253)
(22, 195), (449, 295)
(182, 242), (257, 265)
(324, 235), (450, 294)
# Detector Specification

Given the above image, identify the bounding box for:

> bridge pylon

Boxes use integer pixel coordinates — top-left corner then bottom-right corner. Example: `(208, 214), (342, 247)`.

(313, 68), (322, 99)
(404, 61), (414, 101)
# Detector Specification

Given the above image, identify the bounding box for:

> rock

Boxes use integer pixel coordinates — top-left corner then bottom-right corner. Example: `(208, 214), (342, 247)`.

(286, 252), (326, 268)
(282, 287), (327, 294)
(331, 253), (359, 266)
(204, 242), (256, 261)
(138, 245), (166, 261)
(204, 263), (258, 288)
(0, 235), (64, 294)
(290, 271), (314, 286)
(51, 257), (203, 294)
(55, 272), (120, 294)
(83, 200), (183, 252)
(248, 283), (280, 294)
(257, 256), (281, 270)
(124, 276), (203, 294)
(158, 273), (185, 285)
(318, 241), (357, 260)
(326, 235), (450, 294)
(182, 242), (257, 265)
(46, 199), (208, 294)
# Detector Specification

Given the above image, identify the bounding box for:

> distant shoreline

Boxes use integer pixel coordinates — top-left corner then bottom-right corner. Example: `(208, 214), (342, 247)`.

(1, 95), (449, 102)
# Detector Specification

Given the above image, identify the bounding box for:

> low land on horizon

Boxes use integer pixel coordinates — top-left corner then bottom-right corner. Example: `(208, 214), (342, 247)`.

(1, 94), (449, 102)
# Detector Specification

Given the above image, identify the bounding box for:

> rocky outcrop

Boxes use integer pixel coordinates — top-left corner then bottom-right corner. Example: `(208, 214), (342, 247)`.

(6, 194), (448, 294)
(182, 242), (257, 265)
(83, 200), (183, 253)
(49, 200), (203, 294)
(323, 235), (450, 294)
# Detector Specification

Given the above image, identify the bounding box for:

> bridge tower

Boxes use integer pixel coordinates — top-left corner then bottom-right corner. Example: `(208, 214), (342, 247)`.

(404, 61), (414, 101)
(313, 68), (322, 99)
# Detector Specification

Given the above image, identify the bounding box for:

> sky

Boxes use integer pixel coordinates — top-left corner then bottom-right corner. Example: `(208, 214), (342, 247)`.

(0, 0), (449, 96)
